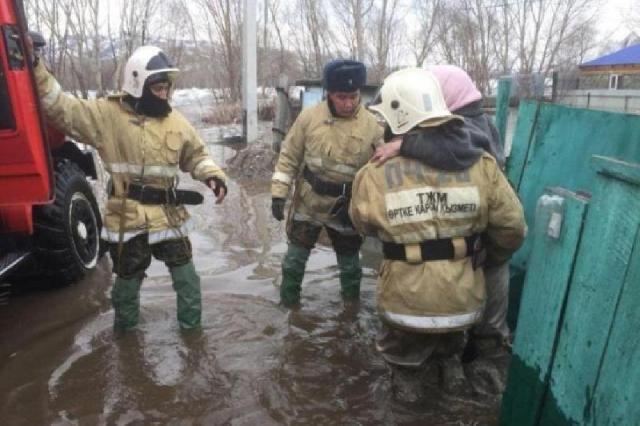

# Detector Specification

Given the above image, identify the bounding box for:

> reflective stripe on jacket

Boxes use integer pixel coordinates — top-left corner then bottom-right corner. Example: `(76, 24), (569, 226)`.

(349, 153), (526, 332)
(34, 62), (227, 242)
(271, 101), (383, 227)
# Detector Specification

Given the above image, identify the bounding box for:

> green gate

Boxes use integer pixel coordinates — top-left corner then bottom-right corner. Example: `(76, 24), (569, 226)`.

(502, 156), (640, 425)
(505, 101), (640, 328)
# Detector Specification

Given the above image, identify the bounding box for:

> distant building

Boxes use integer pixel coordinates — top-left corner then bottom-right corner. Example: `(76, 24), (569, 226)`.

(579, 43), (640, 90)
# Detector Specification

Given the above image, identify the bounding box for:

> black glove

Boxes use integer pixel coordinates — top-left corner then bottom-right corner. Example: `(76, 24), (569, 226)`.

(208, 177), (227, 197)
(272, 197), (285, 221)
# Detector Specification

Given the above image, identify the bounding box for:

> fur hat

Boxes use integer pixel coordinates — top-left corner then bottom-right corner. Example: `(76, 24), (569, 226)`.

(323, 59), (366, 92)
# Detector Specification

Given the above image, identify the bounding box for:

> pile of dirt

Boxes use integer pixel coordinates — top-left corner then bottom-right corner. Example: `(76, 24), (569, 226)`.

(226, 142), (278, 181)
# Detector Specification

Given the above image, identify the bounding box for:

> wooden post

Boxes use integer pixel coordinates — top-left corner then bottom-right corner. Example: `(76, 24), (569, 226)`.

(242, 0), (257, 143)
(495, 76), (512, 146)
(272, 74), (290, 153)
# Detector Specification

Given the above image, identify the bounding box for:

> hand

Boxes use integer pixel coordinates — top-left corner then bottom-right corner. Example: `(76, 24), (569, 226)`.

(272, 198), (285, 221)
(207, 177), (227, 204)
(371, 138), (402, 166)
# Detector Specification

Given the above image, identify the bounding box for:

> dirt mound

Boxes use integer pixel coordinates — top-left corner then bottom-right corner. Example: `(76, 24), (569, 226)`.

(226, 142), (277, 181)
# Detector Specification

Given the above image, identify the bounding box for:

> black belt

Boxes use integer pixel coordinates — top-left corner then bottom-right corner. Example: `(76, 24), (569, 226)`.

(303, 166), (352, 197)
(127, 183), (204, 205)
(383, 234), (481, 262)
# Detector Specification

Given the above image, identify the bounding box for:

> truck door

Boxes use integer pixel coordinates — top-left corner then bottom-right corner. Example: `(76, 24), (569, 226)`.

(0, 0), (52, 207)
(0, 0), (53, 235)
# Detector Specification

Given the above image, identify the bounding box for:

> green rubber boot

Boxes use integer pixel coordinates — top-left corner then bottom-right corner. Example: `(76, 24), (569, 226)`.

(112, 276), (143, 331)
(170, 261), (202, 329)
(337, 252), (362, 300)
(280, 244), (311, 307)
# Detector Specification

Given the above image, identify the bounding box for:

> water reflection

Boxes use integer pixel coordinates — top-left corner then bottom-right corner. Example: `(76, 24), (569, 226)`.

(0, 139), (506, 425)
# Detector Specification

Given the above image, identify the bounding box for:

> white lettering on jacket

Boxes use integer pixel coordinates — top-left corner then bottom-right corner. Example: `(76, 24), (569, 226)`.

(385, 186), (480, 225)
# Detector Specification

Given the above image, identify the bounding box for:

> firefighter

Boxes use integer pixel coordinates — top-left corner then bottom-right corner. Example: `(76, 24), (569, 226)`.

(349, 68), (526, 400)
(271, 59), (383, 307)
(30, 44), (228, 331)
(370, 65), (512, 360)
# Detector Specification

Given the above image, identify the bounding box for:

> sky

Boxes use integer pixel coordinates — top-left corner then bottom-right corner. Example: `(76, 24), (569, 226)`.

(120, 0), (635, 46)
(98, 0), (640, 63)
(595, 0), (636, 40)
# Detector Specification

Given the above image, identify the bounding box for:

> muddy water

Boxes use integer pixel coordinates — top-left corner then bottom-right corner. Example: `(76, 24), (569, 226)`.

(0, 123), (506, 425)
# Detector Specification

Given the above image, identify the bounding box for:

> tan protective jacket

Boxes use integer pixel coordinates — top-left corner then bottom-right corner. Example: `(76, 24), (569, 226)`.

(349, 153), (526, 333)
(34, 62), (227, 244)
(271, 101), (382, 231)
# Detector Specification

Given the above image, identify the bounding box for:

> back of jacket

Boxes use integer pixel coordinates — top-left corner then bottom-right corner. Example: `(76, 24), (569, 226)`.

(349, 152), (525, 332)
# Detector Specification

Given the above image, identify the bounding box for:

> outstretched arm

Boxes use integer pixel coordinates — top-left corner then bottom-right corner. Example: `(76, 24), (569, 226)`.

(32, 57), (108, 149)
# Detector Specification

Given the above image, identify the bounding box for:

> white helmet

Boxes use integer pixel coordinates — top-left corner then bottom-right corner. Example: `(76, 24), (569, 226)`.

(368, 67), (460, 135)
(122, 46), (179, 98)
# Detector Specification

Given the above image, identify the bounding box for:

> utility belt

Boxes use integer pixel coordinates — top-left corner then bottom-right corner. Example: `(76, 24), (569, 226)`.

(126, 183), (204, 205)
(383, 234), (484, 267)
(303, 166), (352, 198)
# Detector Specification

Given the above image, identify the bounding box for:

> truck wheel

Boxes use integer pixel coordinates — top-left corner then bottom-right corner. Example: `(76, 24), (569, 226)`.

(32, 159), (102, 285)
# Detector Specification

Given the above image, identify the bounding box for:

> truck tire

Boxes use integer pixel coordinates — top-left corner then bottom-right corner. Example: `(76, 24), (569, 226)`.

(32, 159), (103, 286)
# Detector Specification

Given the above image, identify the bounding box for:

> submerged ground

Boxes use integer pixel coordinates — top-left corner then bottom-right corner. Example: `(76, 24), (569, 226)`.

(0, 97), (509, 425)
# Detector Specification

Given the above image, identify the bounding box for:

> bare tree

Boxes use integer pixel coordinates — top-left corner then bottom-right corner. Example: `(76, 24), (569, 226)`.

(195, 0), (243, 101)
(493, 0), (514, 75)
(511, 0), (597, 75)
(152, 0), (197, 68)
(60, 0), (105, 98)
(410, 0), (442, 67)
(261, 0), (304, 83)
(25, 0), (102, 97)
(435, 0), (498, 94)
(25, 0), (70, 77)
(268, 0), (288, 75)
(107, 0), (161, 91)
(288, 0), (335, 77)
(330, 0), (374, 61)
(368, 0), (402, 83)
(25, 0), (606, 100)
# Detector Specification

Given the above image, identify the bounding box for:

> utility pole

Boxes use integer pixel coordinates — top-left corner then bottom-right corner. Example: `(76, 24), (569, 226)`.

(242, 0), (258, 143)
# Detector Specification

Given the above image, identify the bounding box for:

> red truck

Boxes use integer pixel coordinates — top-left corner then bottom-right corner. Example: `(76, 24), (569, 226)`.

(0, 0), (103, 286)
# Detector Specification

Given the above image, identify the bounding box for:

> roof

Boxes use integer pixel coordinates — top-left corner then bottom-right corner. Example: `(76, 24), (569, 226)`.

(580, 43), (640, 68)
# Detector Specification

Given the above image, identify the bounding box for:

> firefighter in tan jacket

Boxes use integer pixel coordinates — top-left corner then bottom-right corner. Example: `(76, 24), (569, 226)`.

(33, 45), (228, 331)
(349, 68), (526, 398)
(271, 60), (383, 306)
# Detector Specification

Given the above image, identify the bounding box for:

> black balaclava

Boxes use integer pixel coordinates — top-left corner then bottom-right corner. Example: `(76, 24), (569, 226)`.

(383, 124), (395, 142)
(124, 74), (172, 118)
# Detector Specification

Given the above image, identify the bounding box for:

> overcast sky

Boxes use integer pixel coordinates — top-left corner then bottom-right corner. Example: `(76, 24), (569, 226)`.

(101, 0), (636, 42)
(99, 0), (638, 63)
(596, 0), (636, 38)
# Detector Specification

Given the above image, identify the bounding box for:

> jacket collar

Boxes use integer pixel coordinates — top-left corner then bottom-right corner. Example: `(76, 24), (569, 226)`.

(453, 100), (483, 118)
(324, 99), (361, 120)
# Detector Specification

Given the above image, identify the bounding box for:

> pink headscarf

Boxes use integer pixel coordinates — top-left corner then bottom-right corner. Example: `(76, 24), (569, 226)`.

(428, 65), (482, 112)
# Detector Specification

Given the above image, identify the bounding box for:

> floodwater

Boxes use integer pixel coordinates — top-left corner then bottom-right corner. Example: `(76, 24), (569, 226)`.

(0, 106), (509, 425)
